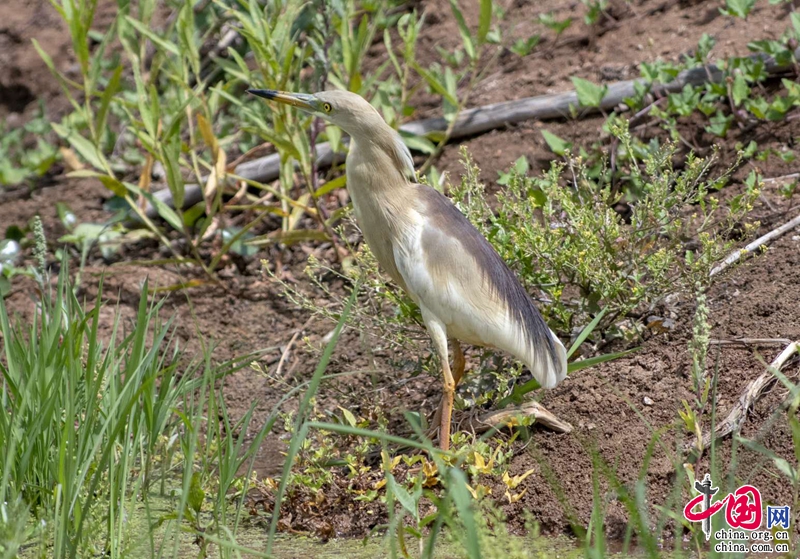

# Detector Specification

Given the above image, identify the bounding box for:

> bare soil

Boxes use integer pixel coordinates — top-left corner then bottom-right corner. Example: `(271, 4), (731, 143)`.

(2, 0), (800, 542)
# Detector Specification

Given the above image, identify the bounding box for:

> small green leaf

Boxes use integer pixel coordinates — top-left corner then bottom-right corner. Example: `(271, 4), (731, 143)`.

(541, 130), (572, 156)
(720, 0), (756, 18)
(478, 0), (492, 45)
(125, 183), (183, 231)
(705, 111), (734, 137)
(387, 473), (419, 521)
(731, 72), (749, 106)
(314, 175), (347, 198)
(538, 13), (572, 35)
(567, 308), (607, 358)
(449, 0), (476, 59)
(221, 227), (259, 257)
(412, 63), (459, 107)
(5, 226), (25, 242)
(188, 472), (205, 514)
(51, 123), (109, 173)
(513, 156), (529, 175)
(571, 77), (608, 108)
(339, 406), (358, 428)
(792, 12), (800, 40)
(125, 16), (181, 56)
(400, 131), (436, 154)
(510, 35), (541, 57)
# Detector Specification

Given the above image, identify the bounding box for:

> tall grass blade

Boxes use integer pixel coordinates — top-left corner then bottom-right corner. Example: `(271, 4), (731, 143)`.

(265, 288), (357, 554)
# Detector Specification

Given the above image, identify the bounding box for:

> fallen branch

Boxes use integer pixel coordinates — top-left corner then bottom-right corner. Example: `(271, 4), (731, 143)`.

(762, 172), (800, 183)
(694, 342), (799, 453)
(463, 401), (573, 434)
(143, 47), (800, 218)
(710, 212), (800, 277)
(710, 338), (793, 347)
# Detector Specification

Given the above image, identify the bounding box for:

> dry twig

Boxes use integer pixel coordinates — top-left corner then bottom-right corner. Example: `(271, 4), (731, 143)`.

(695, 342), (799, 453)
(762, 172), (800, 184)
(710, 338), (792, 347)
(275, 330), (302, 381)
(463, 401), (573, 434)
(710, 212), (800, 277)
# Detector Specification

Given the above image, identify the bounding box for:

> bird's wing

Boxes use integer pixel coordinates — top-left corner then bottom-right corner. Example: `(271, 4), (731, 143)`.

(394, 184), (566, 389)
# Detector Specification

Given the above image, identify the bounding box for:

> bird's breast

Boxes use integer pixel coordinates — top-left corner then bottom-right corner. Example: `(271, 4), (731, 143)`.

(346, 165), (416, 292)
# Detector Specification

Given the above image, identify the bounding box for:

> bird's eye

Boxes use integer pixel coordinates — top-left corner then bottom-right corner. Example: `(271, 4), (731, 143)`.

(322, 102), (332, 113)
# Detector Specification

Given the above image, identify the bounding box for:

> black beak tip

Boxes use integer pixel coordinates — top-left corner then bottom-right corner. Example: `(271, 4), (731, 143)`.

(247, 88), (276, 99)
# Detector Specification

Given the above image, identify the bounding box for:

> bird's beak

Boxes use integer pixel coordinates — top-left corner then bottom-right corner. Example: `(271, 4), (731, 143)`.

(247, 89), (317, 112)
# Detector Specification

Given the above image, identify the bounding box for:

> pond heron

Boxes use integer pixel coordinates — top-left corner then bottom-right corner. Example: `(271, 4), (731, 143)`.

(249, 89), (567, 450)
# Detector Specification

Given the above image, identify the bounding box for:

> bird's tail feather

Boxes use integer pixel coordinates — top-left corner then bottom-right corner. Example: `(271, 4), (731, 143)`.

(530, 329), (568, 389)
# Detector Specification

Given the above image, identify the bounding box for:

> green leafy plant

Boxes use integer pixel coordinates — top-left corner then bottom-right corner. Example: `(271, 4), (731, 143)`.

(510, 35), (541, 57)
(572, 76), (608, 109)
(581, 0), (608, 27)
(721, 0), (757, 19)
(538, 12), (573, 41)
(0, 110), (59, 188)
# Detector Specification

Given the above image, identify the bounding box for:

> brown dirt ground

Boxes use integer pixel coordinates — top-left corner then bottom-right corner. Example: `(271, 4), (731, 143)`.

(2, 0), (800, 543)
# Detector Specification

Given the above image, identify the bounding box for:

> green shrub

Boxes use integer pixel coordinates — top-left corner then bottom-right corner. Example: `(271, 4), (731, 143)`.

(453, 120), (759, 338)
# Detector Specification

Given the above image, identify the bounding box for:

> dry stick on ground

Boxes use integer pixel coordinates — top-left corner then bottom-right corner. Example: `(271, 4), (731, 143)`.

(710, 338), (793, 347)
(762, 172), (800, 183)
(693, 342), (799, 454)
(275, 329), (302, 381)
(709, 211), (800, 277)
(143, 47), (800, 219)
(464, 401), (574, 435)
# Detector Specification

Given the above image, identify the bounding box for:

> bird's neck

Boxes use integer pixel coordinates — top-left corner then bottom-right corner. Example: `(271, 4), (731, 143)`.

(345, 127), (417, 239)
(346, 126), (414, 197)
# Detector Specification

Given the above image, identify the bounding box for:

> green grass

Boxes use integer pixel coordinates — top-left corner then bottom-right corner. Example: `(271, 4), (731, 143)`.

(0, 255), (271, 558)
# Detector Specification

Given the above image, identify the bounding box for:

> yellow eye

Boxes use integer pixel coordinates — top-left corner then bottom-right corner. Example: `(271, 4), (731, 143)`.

(323, 102), (332, 113)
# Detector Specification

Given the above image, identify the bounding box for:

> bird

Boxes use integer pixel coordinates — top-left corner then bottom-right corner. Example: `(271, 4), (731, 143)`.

(248, 88), (568, 451)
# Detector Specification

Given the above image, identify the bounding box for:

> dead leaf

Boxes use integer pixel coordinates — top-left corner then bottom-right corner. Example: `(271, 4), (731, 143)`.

(59, 147), (84, 172)
(505, 488), (527, 503)
(197, 113), (219, 155)
(502, 468), (536, 490)
(139, 153), (154, 192)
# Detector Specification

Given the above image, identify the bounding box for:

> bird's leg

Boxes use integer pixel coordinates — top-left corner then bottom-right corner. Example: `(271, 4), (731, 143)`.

(439, 357), (455, 452)
(422, 317), (454, 451)
(428, 339), (465, 438)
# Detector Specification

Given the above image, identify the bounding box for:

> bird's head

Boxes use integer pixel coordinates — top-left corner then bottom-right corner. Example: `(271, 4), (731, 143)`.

(248, 88), (416, 180)
(247, 88), (386, 139)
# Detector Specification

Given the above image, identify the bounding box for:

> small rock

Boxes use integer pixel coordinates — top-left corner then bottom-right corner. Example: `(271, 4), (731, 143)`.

(5, 112), (22, 129)
(643, 396), (654, 406)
